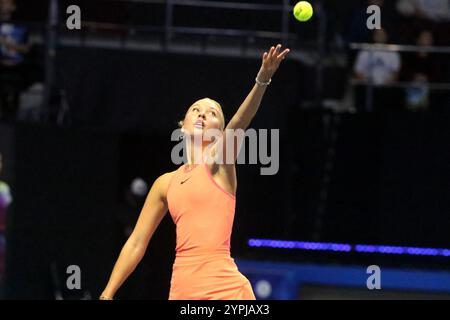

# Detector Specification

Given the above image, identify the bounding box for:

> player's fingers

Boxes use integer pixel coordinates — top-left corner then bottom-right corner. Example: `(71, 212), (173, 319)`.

(271, 44), (280, 58)
(277, 48), (290, 60)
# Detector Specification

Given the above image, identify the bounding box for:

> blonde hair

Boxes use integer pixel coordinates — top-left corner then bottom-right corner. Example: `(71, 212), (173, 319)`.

(178, 98), (225, 131)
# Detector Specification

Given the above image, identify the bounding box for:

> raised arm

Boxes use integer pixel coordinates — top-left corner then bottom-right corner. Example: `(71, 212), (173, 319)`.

(214, 44), (289, 165)
(226, 44), (289, 132)
(100, 171), (174, 300)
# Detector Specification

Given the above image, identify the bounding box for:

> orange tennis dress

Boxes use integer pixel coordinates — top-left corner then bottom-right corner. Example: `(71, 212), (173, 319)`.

(166, 163), (255, 300)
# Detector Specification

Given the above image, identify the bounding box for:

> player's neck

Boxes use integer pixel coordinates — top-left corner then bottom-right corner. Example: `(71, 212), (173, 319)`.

(186, 141), (208, 165)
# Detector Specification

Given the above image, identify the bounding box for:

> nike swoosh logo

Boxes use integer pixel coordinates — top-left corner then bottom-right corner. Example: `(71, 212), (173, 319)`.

(180, 177), (191, 184)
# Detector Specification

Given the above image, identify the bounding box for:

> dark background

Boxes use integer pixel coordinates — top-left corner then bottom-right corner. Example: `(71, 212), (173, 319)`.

(1, 0), (450, 299)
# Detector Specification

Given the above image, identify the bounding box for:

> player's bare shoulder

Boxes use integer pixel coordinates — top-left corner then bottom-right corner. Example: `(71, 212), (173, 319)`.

(154, 170), (178, 200)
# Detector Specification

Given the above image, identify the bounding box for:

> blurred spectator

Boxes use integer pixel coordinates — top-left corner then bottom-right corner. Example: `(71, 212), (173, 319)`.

(113, 177), (151, 299)
(0, 153), (12, 222)
(117, 177), (149, 237)
(354, 28), (402, 85)
(0, 0), (30, 65)
(0, 152), (12, 276)
(402, 30), (444, 110)
(396, 0), (450, 22)
(402, 30), (441, 83)
(0, 0), (32, 122)
(17, 82), (44, 122)
(396, 0), (450, 44)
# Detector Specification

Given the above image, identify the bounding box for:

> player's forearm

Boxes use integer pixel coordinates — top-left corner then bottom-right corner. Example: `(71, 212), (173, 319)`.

(101, 239), (146, 299)
(228, 45), (288, 130)
(229, 81), (268, 130)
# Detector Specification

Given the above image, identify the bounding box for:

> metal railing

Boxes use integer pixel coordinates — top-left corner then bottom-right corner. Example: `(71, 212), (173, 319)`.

(350, 43), (450, 54)
(162, 0), (293, 46)
(56, 0), (299, 47)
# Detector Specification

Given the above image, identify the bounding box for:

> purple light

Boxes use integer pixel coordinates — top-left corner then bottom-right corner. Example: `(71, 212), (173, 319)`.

(248, 239), (450, 257)
(248, 239), (352, 253)
(249, 239), (262, 247)
(407, 247), (421, 255)
(406, 247), (439, 256)
(379, 246), (404, 254)
(355, 245), (377, 253)
(331, 244), (352, 252)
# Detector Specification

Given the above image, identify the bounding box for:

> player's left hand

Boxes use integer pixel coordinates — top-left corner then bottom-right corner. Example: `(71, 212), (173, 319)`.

(258, 44), (290, 82)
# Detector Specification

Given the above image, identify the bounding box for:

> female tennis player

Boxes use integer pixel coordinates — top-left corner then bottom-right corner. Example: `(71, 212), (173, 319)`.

(101, 44), (290, 300)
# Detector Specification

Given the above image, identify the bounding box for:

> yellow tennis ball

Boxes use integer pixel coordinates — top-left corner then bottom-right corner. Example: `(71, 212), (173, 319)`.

(293, 1), (313, 22)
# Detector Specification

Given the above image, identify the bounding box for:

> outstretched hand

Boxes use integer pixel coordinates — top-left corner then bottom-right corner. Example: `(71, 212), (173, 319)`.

(258, 44), (290, 82)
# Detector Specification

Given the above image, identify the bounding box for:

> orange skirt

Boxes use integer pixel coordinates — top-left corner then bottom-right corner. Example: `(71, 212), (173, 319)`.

(168, 253), (255, 300)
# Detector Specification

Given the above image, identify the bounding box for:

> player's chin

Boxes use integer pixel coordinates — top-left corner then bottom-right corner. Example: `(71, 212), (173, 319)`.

(190, 127), (204, 138)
